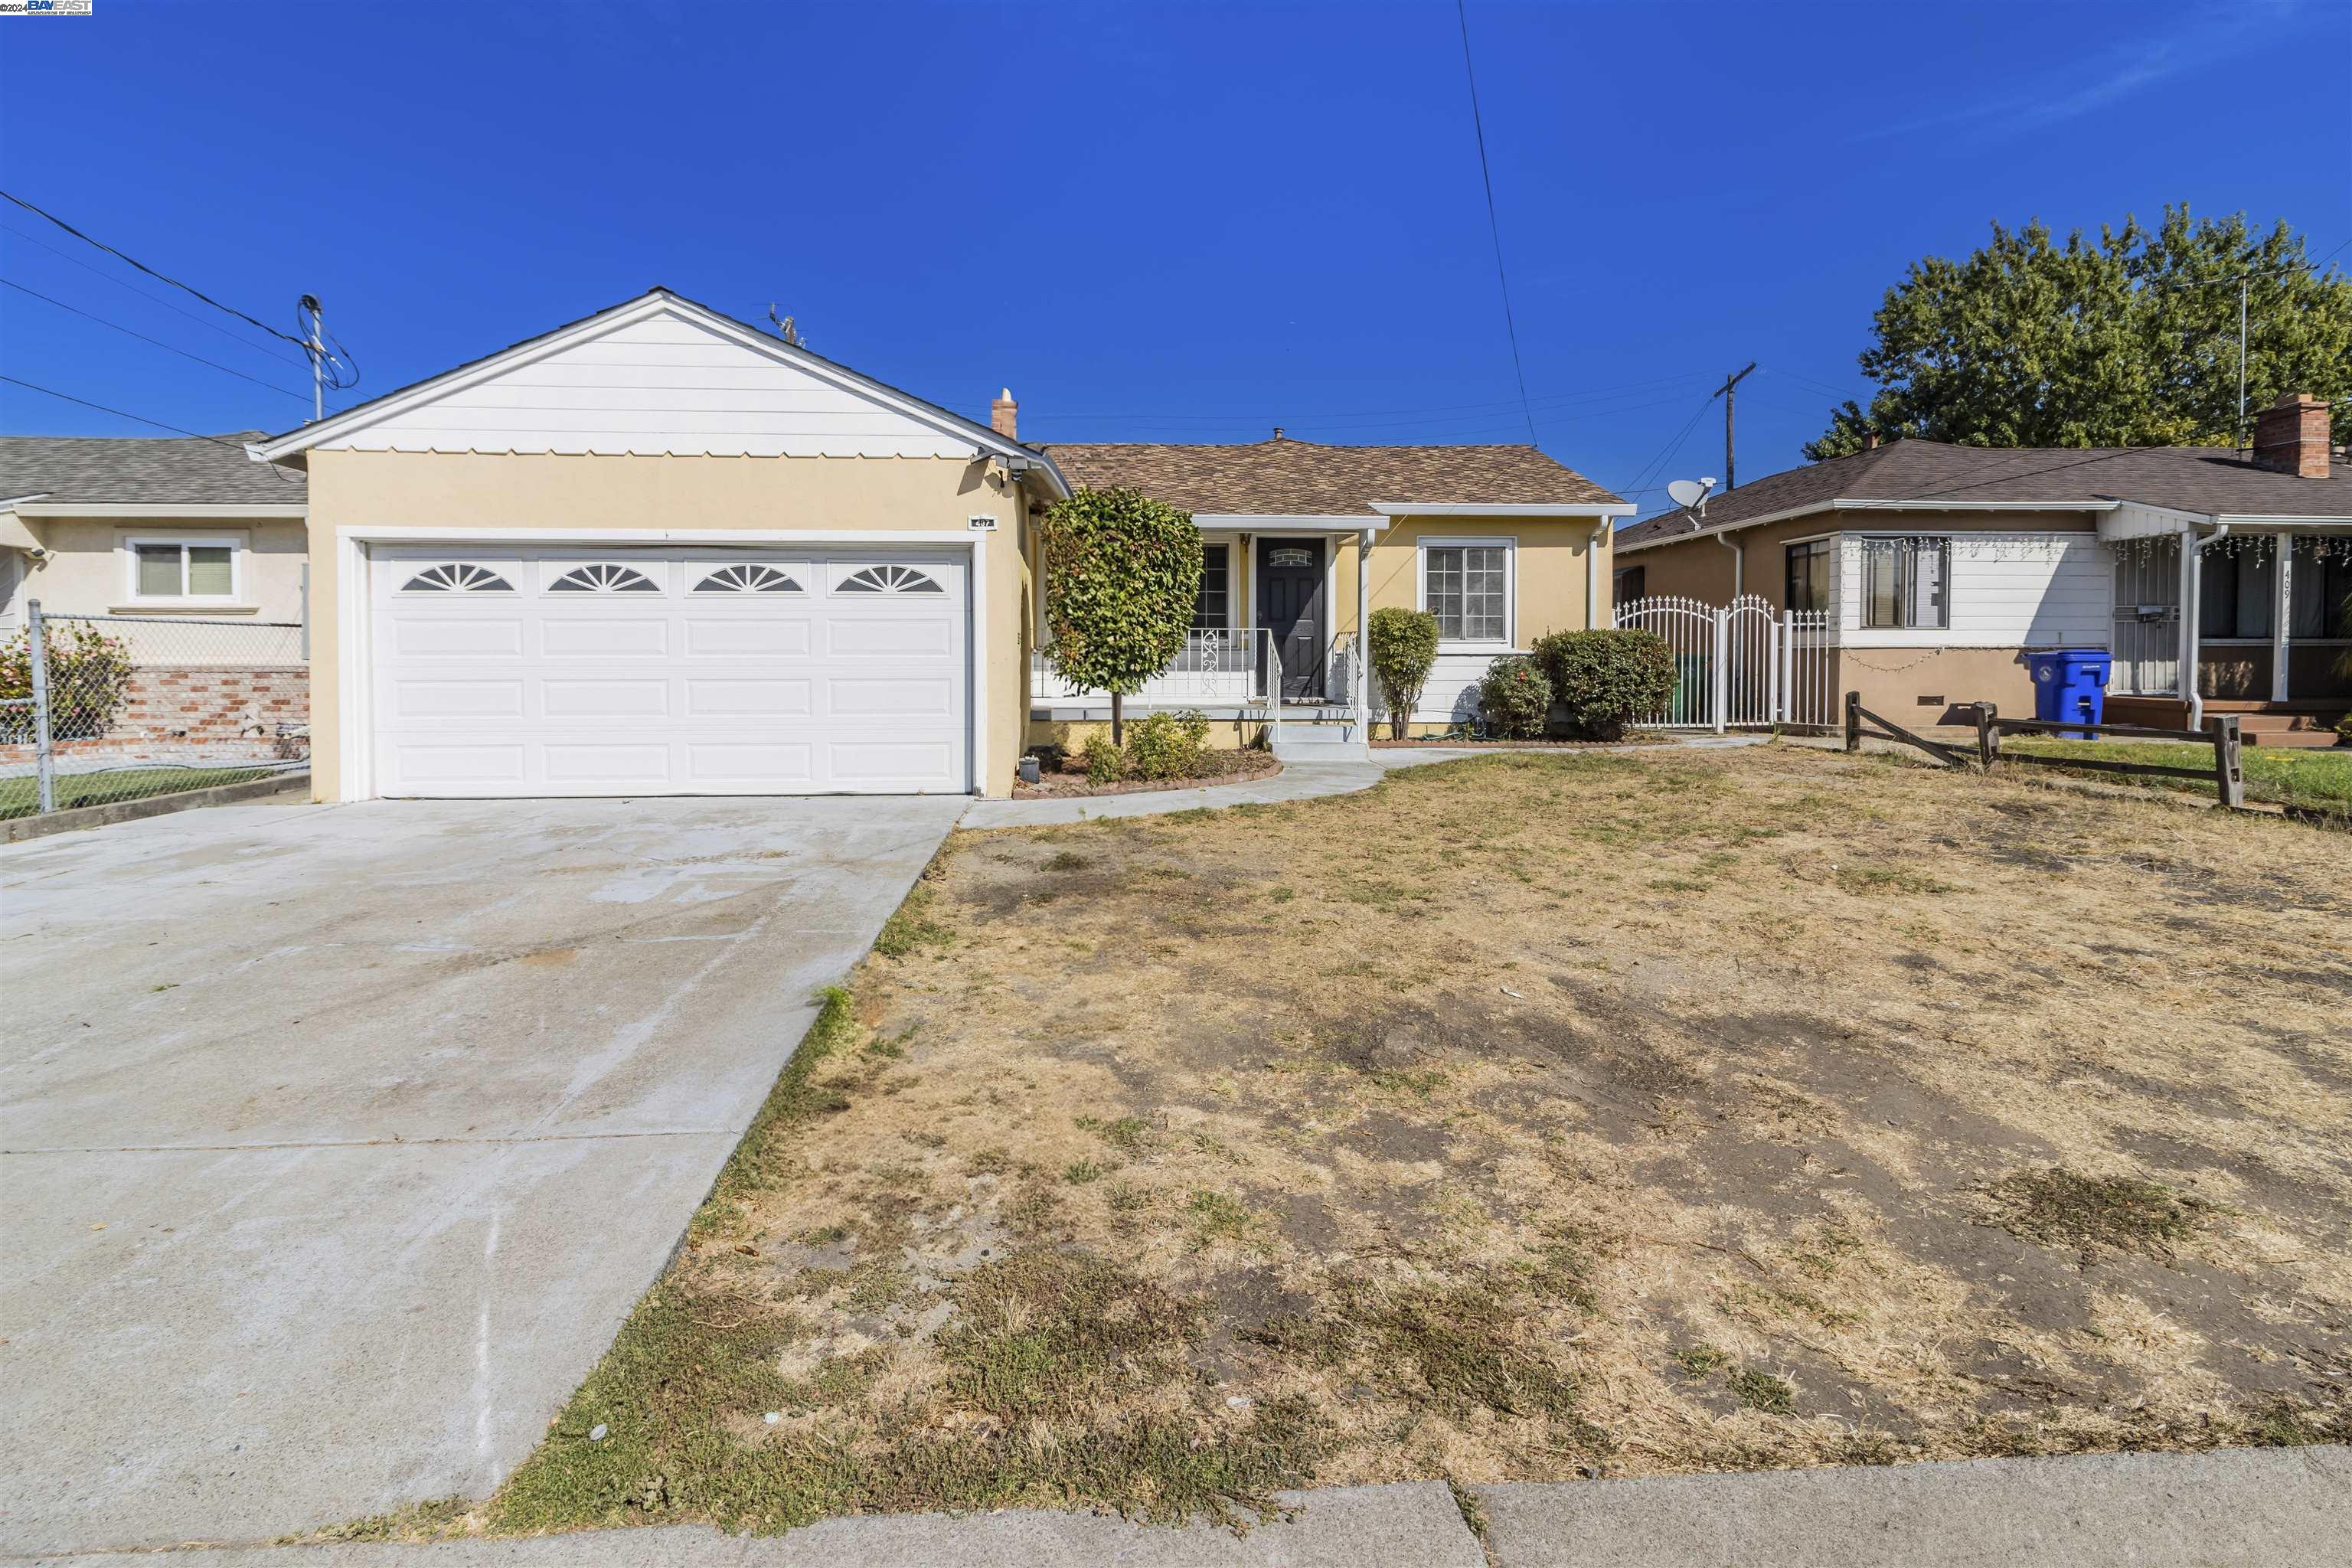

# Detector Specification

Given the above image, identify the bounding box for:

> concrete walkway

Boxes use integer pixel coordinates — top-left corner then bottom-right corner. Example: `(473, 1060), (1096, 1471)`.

(0, 795), (965, 1555)
(18, 1448), (2341, 1566)
(961, 736), (1766, 829)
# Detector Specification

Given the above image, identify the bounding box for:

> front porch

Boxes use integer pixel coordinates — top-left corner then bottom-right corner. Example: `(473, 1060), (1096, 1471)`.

(2101, 521), (2350, 743)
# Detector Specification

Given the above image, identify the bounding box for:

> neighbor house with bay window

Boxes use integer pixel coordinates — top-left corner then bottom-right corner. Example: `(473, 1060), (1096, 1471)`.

(1612, 397), (2352, 744)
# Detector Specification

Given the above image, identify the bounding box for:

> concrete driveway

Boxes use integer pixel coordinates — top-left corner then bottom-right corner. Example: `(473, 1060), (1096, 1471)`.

(0, 794), (965, 1553)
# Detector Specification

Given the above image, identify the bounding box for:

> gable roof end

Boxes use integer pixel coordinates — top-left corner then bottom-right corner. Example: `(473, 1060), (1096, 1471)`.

(248, 288), (1068, 495)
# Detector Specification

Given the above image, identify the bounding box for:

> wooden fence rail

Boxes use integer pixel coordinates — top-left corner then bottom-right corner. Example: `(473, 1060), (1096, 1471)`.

(1971, 703), (2244, 809)
(1839, 693), (2248, 809)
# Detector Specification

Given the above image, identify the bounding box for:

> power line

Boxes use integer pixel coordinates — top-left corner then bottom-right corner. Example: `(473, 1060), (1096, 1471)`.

(1, 188), (313, 352)
(2, 277), (310, 402)
(0, 374), (299, 485)
(0, 220), (312, 368)
(1454, 0), (1537, 446)
(981, 370), (1720, 428)
(1619, 390), (1722, 501)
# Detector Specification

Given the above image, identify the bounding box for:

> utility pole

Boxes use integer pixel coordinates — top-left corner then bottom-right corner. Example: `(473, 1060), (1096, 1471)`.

(300, 294), (325, 423)
(1715, 362), (1756, 489)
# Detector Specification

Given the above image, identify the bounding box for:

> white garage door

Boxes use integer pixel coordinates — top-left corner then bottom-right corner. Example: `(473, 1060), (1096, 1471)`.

(368, 547), (969, 796)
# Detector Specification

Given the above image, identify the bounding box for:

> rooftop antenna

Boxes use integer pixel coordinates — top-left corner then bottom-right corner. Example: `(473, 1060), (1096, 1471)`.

(766, 304), (803, 348)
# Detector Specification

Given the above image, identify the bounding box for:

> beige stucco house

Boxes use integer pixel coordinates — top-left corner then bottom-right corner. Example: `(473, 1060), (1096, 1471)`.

(244, 289), (1632, 802)
(1612, 403), (2352, 743)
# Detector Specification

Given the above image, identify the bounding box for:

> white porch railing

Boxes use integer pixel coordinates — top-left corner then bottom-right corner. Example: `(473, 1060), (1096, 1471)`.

(1031, 628), (1279, 711)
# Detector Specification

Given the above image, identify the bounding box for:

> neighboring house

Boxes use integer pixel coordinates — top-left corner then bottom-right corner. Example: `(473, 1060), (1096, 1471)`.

(2, 434), (310, 763)
(243, 287), (1631, 803)
(1041, 438), (1631, 748)
(1613, 398), (2352, 741)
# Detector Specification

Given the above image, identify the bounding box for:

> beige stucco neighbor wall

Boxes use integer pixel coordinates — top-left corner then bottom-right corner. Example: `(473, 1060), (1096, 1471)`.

(3, 515), (309, 625)
(301, 449), (1044, 800)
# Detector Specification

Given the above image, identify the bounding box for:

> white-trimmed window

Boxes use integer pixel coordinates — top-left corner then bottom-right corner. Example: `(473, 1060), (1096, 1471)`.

(1859, 537), (1948, 629)
(126, 536), (240, 603)
(1420, 538), (1512, 644)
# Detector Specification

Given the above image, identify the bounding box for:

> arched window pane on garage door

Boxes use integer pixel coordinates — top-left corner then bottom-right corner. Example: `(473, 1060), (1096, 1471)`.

(840, 564), (943, 593)
(550, 564), (661, 593)
(402, 563), (514, 593)
(694, 564), (802, 593)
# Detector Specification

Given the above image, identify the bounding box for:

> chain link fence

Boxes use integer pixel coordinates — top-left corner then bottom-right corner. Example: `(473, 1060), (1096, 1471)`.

(2, 600), (309, 821)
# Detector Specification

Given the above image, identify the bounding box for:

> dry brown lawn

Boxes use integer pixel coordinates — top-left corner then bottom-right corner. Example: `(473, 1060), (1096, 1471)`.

(482, 745), (2352, 1537)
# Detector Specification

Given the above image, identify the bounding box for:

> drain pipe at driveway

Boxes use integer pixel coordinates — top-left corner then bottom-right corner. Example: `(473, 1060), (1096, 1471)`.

(2181, 520), (2228, 730)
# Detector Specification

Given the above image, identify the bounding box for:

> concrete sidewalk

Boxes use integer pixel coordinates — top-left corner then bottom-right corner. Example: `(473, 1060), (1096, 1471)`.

(17, 1448), (2341, 1567)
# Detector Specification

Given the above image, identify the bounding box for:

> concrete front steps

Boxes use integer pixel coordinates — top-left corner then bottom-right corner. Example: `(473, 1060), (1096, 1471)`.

(1268, 709), (1370, 763)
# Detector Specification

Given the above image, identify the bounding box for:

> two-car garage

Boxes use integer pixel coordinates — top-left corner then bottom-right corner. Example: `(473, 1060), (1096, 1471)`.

(366, 546), (972, 797)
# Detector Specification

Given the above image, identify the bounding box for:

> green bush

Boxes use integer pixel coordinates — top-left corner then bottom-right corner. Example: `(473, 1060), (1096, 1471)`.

(1367, 607), (1441, 739)
(0, 621), (135, 743)
(1530, 629), (1676, 740)
(1124, 709), (1211, 780)
(1081, 733), (1125, 786)
(1477, 655), (1553, 740)
(1037, 487), (1202, 745)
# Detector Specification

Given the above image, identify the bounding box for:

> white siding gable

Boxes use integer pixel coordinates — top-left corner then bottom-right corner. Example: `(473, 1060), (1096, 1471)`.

(1837, 531), (2112, 648)
(313, 307), (983, 459)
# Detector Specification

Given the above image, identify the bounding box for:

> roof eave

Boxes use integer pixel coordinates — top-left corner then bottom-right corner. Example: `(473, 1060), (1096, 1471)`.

(1369, 500), (1632, 518)
(1612, 495), (2119, 554)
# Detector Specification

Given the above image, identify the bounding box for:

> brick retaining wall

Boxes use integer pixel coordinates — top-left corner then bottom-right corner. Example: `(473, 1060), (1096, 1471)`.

(0, 664), (309, 765)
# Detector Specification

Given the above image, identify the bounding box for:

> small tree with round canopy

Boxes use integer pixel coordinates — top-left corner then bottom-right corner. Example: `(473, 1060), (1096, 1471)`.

(1037, 487), (1203, 746)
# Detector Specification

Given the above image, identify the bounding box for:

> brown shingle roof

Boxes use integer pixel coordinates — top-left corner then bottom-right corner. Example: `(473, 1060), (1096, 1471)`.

(1041, 437), (1622, 515)
(1614, 439), (2352, 550)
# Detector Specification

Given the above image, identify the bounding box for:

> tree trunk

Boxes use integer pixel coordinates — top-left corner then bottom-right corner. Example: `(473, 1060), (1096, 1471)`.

(1111, 690), (1124, 747)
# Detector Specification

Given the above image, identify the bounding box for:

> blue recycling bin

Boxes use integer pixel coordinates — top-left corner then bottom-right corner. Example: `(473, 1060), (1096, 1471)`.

(2027, 648), (2111, 737)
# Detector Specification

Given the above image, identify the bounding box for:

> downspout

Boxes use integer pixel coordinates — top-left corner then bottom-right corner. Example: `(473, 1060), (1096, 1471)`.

(1713, 528), (1744, 599)
(2181, 520), (2229, 729)
(1587, 521), (1606, 627)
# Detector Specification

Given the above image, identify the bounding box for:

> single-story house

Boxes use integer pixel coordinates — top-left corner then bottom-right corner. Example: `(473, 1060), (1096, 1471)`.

(1612, 399), (2351, 742)
(243, 288), (1630, 802)
(2, 434), (311, 763)
(1039, 437), (1631, 751)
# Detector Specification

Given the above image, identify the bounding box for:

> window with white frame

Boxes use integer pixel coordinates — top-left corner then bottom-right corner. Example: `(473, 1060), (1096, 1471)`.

(127, 537), (240, 602)
(1423, 541), (1510, 642)
(1859, 537), (1948, 629)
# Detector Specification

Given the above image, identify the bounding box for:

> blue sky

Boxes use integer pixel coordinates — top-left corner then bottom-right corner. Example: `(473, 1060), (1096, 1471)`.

(4, 0), (2347, 514)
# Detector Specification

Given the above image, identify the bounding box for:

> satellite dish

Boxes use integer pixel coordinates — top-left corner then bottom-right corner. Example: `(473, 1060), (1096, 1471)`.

(1667, 477), (1714, 511)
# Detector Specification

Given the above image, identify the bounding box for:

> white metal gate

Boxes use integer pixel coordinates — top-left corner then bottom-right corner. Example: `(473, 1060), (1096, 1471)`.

(2111, 538), (2180, 696)
(1613, 593), (1834, 732)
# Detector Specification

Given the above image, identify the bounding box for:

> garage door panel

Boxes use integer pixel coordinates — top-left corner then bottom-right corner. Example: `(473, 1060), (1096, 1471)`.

(828, 675), (954, 719)
(542, 618), (668, 658)
(684, 617), (813, 658)
(373, 548), (966, 797)
(685, 742), (817, 787)
(390, 678), (527, 719)
(826, 615), (956, 658)
(685, 678), (812, 717)
(391, 617), (525, 658)
(541, 678), (669, 720)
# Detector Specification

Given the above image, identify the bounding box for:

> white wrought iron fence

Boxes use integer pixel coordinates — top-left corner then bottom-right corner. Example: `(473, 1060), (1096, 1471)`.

(1612, 593), (1835, 732)
(3, 600), (310, 821)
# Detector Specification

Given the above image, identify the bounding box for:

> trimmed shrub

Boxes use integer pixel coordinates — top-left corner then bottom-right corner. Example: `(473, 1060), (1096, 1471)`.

(1530, 629), (1676, 740)
(1367, 607), (1441, 740)
(1125, 709), (1211, 780)
(1037, 488), (1202, 745)
(0, 621), (135, 743)
(1477, 655), (1553, 740)
(1081, 733), (1125, 786)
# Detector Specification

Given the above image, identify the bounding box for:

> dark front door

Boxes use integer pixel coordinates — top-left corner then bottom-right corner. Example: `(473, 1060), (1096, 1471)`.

(1256, 537), (1325, 700)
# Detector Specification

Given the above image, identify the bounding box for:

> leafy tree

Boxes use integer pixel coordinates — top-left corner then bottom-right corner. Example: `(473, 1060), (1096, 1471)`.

(1367, 607), (1440, 739)
(1808, 207), (2352, 459)
(1037, 487), (1202, 745)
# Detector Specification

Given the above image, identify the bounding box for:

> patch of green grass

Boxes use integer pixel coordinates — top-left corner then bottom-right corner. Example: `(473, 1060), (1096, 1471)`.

(874, 882), (956, 959)
(1075, 1113), (1155, 1155)
(0, 764), (291, 821)
(1062, 1158), (1110, 1184)
(1729, 1368), (1795, 1414)
(695, 986), (858, 1230)
(1671, 1344), (1730, 1380)
(1043, 851), (1091, 872)
(1183, 1189), (1259, 1250)
(2005, 738), (2352, 813)
(1366, 1067), (1448, 1098)
(1833, 863), (1955, 896)
(1981, 1168), (2216, 1258)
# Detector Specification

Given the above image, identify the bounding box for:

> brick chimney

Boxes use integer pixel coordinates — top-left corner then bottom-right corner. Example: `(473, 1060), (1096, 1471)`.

(2252, 391), (2329, 478)
(990, 387), (1017, 441)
